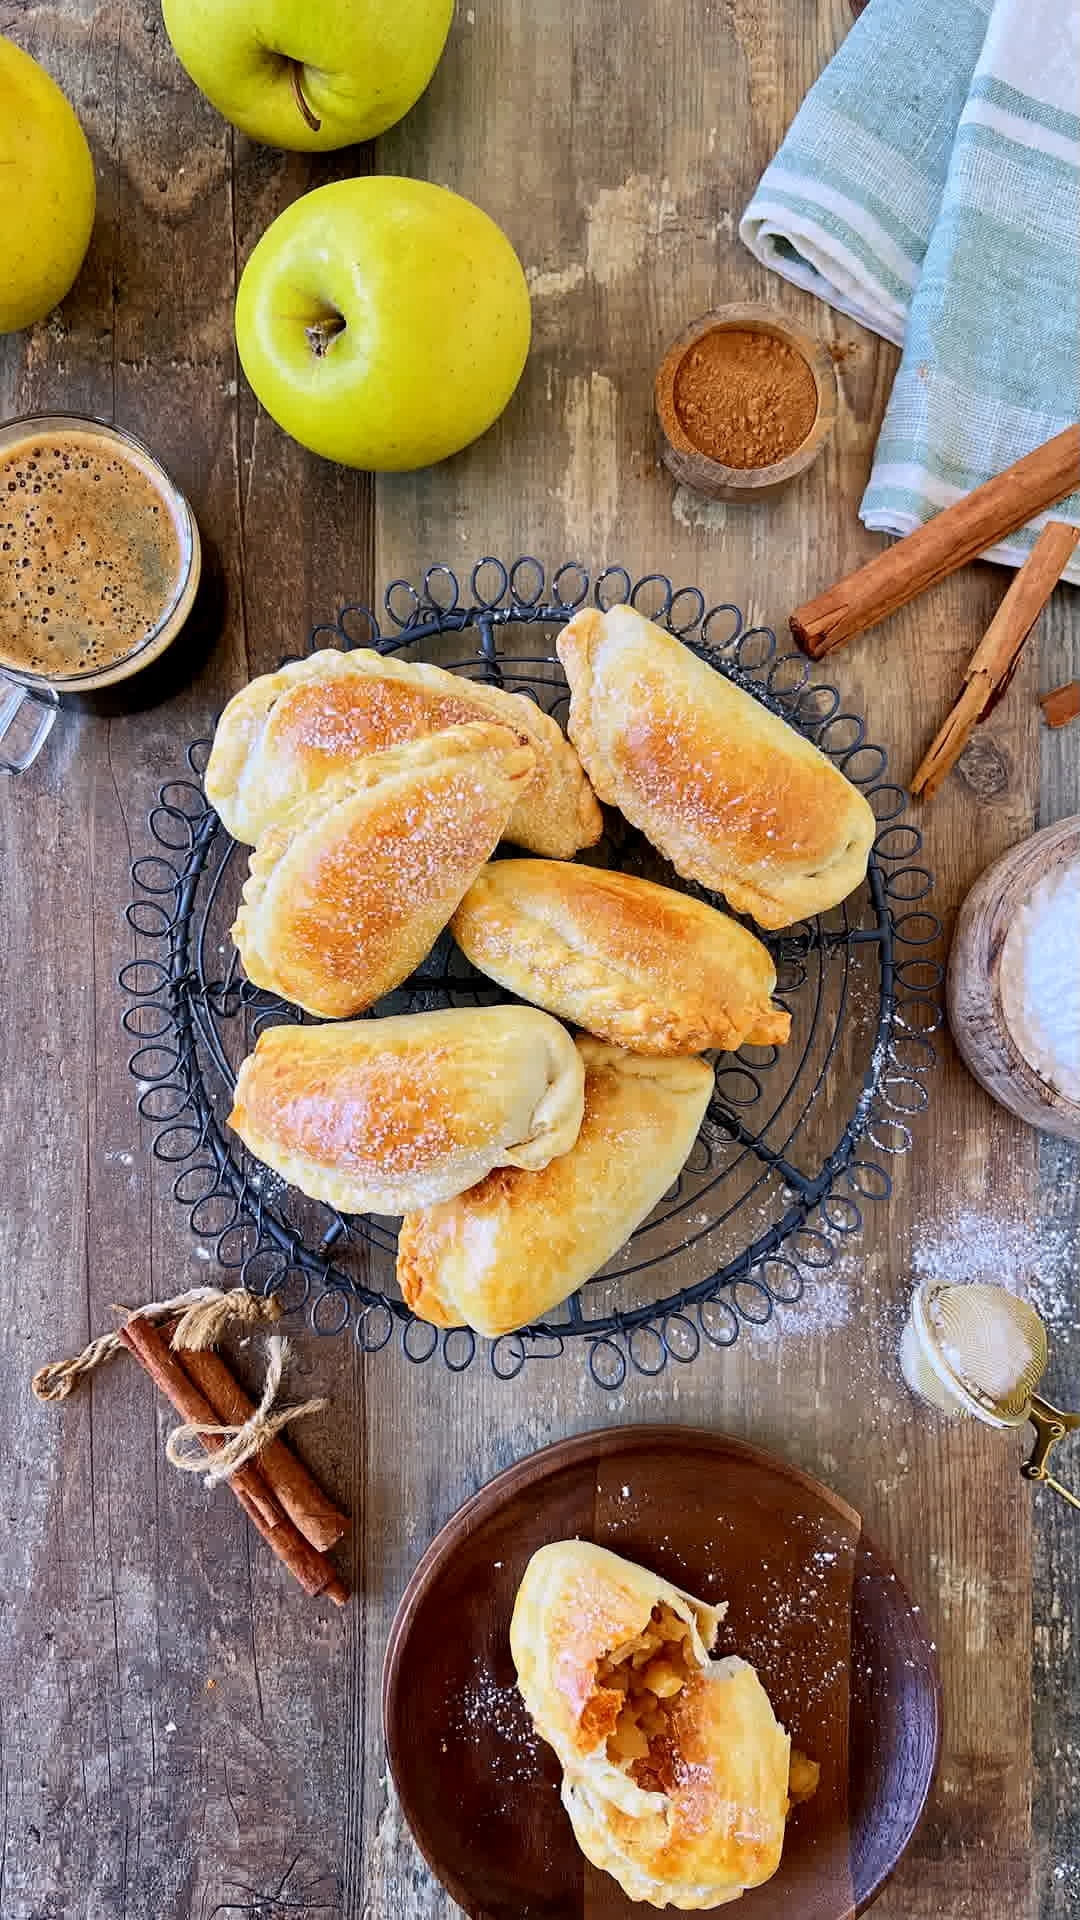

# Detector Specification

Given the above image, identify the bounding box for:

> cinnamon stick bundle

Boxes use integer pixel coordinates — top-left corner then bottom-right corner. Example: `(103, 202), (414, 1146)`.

(790, 426), (1080, 659)
(180, 1346), (348, 1553)
(910, 520), (1080, 800)
(118, 1317), (347, 1604)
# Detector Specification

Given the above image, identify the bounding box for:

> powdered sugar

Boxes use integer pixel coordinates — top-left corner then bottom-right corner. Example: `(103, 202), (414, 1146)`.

(911, 1205), (1077, 1348)
(452, 1671), (545, 1784)
(1000, 861), (1080, 1101)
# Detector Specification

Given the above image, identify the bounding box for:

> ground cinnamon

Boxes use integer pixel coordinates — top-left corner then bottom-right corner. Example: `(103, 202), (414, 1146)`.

(673, 327), (818, 468)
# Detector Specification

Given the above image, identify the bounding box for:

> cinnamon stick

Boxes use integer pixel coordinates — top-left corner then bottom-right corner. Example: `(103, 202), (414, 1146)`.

(117, 1317), (281, 1529)
(178, 1345), (348, 1553)
(1041, 680), (1080, 729)
(790, 426), (1080, 658)
(118, 1318), (348, 1604)
(231, 1485), (348, 1606)
(911, 520), (1080, 800)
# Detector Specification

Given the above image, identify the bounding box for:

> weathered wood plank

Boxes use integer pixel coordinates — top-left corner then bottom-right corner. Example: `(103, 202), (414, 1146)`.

(1033, 561), (1080, 1920)
(0, 0), (1073, 1915)
(0, 4), (372, 1917)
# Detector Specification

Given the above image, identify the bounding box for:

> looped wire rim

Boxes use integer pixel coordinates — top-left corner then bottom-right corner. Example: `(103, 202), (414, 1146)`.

(122, 556), (941, 1385)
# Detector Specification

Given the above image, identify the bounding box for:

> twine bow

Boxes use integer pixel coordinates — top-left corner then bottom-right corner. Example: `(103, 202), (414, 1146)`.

(164, 1334), (327, 1486)
(31, 1285), (282, 1401)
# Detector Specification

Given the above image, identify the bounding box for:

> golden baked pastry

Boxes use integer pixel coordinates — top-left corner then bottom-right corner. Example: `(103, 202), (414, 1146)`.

(556, 602), (876, 929)
(511, 1540), (795, 1911)
(561, 1659), (793, 1909)
(397, 1039), (714, 1336)
(205, 645), (602, 859)
(451, 859), (790, 1055)
(231, 723), (535, 1018)
(228, 1007), (586, 1215)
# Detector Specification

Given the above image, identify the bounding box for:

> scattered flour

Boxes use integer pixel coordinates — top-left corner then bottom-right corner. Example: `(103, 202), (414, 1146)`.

(911, 1206), (1077, 1349)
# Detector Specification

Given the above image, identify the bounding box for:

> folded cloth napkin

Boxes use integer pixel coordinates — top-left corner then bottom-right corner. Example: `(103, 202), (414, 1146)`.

(740, 0), (1080, 582)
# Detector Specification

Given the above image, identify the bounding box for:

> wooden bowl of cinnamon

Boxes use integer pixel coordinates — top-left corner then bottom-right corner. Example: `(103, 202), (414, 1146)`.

(655, 304), (838, 502)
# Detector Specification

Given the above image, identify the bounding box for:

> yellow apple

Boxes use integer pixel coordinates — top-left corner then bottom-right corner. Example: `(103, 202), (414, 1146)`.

(0, 33), (95, 333)
(234, 177), (531, 471)
(161, 0), (454, 151)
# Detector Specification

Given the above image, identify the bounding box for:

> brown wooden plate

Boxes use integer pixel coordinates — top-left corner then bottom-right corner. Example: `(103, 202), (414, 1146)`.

(383, 1425), (941, 1919)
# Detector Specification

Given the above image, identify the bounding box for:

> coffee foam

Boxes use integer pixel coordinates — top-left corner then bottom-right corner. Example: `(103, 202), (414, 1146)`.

(0, 429), (185, 676)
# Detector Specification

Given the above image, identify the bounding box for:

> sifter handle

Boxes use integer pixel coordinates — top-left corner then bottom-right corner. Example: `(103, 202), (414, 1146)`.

(1023, 1396), (1080, 1511)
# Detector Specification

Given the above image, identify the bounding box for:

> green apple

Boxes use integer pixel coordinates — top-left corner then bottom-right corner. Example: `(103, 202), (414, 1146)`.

(161, 0), (454, 151)
(234, 177), (532, 471)
(0, 34), (95, 333)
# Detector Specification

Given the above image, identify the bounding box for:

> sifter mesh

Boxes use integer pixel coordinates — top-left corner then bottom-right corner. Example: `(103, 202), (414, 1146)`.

(922, 1283), (1048, 1422)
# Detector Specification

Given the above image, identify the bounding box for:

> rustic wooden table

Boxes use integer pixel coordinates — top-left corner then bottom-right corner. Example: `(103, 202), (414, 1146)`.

(2, 3), (1078, 1917)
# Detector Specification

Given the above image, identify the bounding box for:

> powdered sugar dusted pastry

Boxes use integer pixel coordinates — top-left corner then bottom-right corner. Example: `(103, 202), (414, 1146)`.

(205, 645), (602, 859)
(232, 723), (535, 1018)
(228, 1007), (585, 1215)
(511, 1540), (797, 1910)
(556, 603), (875, 929)
(511, 1542), (725, 1801)
(451, 859), (790, 1054)
(397, 1039), (714, 1336)
(561, 1658), (793, 1909)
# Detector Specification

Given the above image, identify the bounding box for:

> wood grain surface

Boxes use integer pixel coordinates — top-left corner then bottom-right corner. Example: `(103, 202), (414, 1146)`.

(1, 3), (1077, 1918)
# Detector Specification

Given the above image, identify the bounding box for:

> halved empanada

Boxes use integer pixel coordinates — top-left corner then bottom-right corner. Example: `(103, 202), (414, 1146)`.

(396, 1038), (714, 1336)
(232, 722), (535, 1018)
(451, 859), (790, 1054)
(228, 1006), (585, 1215)
(205, 645), (602, 859)
(511, 1541), (797, 1910)
(556, 603), (875, 929)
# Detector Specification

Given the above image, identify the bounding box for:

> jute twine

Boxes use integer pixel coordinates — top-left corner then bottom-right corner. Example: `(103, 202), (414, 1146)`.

(164, 1333), (327, 1489)
(32, 1286), (326, 1484)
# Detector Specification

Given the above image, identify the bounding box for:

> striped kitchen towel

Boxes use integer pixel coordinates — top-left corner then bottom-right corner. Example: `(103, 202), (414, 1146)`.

(740, 0), (1080, 582)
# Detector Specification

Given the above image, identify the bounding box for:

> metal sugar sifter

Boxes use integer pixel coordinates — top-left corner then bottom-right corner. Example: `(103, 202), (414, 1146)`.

(901, 1282), (1080, 1510)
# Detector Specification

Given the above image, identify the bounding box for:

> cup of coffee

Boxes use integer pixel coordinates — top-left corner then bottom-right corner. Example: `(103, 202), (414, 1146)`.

(0, 413), (201, 710)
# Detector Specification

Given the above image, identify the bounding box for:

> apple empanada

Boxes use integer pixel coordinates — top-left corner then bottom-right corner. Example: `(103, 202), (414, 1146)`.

(556, 603), (876, 929)
(451, 859), (790, 1055)
(231, 722), (535, 1018)
(396, 1038), (714, 1336)
(511, 1540), (798, 1910)
(205, 644), (602, 859)
(228, 1006), (585, 1215)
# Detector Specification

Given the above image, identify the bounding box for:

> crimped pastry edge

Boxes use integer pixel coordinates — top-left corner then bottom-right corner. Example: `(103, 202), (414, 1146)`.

(206, 643), (602, 855)
(555, 605), (875, 929)
(451, 861), (791, 1054)
(231, 721), (536, 1014)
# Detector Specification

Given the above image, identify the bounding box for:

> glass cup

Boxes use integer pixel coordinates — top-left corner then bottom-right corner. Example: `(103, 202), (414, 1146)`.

(0, 676), (58, 772)
(0, 413), (202, 770)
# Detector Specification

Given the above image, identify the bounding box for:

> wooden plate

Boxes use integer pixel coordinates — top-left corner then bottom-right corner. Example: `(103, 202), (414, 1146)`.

(383, 1426), (940, 1919)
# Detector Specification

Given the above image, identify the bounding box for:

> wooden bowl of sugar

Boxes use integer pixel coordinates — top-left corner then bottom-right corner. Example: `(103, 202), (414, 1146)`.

(948, 815), (1080, 1143)
(655, 303), (838, 502)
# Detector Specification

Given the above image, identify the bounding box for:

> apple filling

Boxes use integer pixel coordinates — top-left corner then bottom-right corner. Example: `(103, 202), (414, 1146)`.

(596, 1602), (699, 1796)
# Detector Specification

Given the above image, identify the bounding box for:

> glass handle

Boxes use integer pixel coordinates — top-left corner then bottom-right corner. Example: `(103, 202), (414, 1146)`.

(0, 674), (59, 773)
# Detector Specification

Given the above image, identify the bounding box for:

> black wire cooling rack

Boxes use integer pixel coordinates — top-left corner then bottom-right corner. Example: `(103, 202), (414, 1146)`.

(121, 556), (943, 1387)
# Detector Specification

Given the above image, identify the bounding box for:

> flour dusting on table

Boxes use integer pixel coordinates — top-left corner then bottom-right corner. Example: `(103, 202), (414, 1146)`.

(912, 1206), (1077, 1346)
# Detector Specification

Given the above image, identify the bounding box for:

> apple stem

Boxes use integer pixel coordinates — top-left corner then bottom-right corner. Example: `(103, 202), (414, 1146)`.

(290, 62), (322, 133)
(305, 314), (347, 357)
